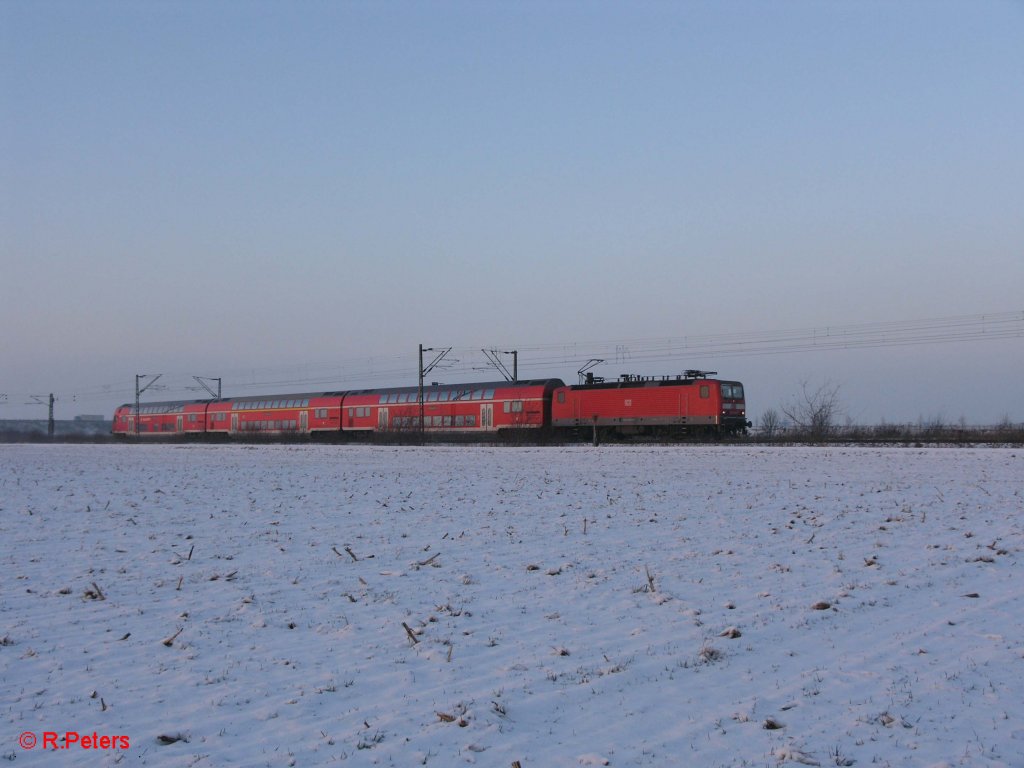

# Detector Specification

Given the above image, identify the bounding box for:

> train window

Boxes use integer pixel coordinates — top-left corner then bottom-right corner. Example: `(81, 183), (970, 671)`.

(472, 389), (484, 400)
(557, 391), (565, 404)
(466, 415), (476, 427)
(700, 386), (710, 398)
(512, 400), (523, 412)
(454, 415), (465, 427)
(432, 416), (442, 427)
(443, 416), (452, 426)
(484, 389), (495, 400)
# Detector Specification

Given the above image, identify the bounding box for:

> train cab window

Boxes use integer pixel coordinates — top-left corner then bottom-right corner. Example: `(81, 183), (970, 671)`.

(733, 385), (744, 399)
(700, 386), (710, 398)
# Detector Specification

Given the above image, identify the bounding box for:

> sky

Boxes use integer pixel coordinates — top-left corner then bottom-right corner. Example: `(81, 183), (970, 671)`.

(2, 1), (1022, 423)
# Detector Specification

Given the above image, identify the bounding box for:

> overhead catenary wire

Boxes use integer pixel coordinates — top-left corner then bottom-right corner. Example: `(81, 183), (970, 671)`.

(3, 310), (1022, 410)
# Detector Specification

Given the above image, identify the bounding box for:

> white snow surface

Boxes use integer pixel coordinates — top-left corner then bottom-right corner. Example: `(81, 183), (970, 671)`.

(1, 444), (1022, 767)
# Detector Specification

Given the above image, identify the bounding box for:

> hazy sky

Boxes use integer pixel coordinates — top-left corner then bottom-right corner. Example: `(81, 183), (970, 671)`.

(2, 1), (1022, 423)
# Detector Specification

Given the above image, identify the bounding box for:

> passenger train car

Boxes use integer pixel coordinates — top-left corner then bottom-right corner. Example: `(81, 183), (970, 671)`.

(112, 373), (748, 439)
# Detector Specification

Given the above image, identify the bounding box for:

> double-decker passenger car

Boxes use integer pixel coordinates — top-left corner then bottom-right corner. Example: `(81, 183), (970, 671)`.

(204, 392), (345, 436)
(349, 379), (563, 434)
(111, 400), (209, 436)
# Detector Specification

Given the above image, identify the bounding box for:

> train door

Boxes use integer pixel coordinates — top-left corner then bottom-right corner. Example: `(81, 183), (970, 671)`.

(231, 414), (238, 433)
(176, 415), (183, 433)
(378, 408), (389, 431)
(300, 410), (308, 433)
(127, 416), (134, 434)
(480, 403), (493, 430)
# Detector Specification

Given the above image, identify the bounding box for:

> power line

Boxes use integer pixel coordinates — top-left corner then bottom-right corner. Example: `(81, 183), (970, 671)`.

(4, 310), (1021, 409)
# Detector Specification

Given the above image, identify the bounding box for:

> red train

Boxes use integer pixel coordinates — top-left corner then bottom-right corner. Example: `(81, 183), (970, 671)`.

(112, 372), (749, 439)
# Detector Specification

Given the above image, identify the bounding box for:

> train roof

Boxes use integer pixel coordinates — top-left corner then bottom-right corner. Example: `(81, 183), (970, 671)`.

(115, 399), (213, 410)
(344, 379), (565, 395)
(569, 374), (741, 391)
(119, 380), (567, 410)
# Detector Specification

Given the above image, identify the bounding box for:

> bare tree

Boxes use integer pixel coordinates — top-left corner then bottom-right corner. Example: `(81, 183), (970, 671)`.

(781, 380), (841, 441)
(759, 408), (782, 440)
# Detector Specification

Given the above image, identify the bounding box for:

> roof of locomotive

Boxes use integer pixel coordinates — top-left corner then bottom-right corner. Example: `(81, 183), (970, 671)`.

(567, 374), (742, 392)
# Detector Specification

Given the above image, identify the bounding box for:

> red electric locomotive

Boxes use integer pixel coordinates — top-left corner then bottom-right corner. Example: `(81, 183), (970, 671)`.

(551, 371), (749, 437)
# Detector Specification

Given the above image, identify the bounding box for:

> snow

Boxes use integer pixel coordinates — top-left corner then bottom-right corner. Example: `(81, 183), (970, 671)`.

(1, 444), (1022, 767)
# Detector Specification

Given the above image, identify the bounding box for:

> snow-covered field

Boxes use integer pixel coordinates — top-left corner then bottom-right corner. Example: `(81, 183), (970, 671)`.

(1, 444), (1022, 767)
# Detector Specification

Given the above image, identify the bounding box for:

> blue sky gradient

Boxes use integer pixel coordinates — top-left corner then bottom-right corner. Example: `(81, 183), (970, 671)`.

(2, 1), (1022, 422)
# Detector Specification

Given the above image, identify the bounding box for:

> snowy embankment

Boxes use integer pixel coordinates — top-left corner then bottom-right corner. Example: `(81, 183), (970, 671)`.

(1, 444), (1022, 767)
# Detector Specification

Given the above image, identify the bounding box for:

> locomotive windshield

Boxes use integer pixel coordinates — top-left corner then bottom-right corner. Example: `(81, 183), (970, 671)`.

(722, 384), (744, 399)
